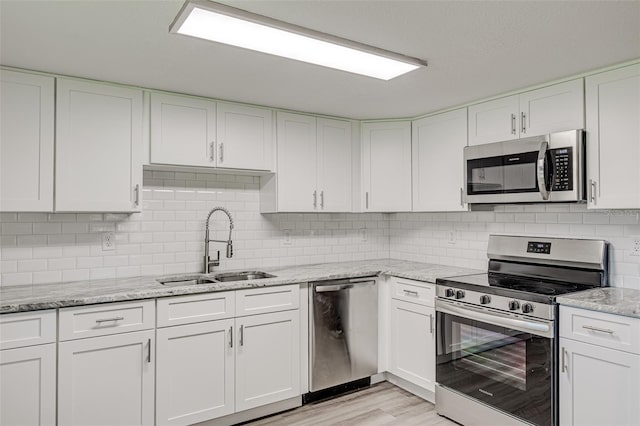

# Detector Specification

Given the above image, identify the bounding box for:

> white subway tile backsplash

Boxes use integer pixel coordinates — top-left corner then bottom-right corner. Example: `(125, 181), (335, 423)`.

(1, 223), (32, 235)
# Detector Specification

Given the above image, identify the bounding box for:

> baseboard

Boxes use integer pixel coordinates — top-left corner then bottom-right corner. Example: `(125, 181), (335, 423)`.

(194, 397), (302, 426)
(385, 373), (435, 403)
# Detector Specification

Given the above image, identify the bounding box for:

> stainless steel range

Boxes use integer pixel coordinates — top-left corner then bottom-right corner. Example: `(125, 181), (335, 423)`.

(435, 235), (609, 426)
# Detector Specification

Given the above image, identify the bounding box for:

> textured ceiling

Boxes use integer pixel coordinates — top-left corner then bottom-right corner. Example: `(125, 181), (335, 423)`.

(1, 0), (639, 119)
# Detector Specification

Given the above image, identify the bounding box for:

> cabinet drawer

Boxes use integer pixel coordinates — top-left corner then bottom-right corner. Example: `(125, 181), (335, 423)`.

(560, 306), (640, 354)
(0, 310), (56, 350)
(235, 284), (300, 317)
(157, 291), (235, 328)
(391, 277), (435, 307)
(59, 300), (155, 341)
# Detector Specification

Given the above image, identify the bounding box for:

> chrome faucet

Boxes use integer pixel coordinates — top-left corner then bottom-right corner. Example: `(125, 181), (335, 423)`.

(204, 207), (234, 274)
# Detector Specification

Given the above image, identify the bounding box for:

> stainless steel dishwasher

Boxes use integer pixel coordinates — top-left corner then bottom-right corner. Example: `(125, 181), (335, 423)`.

(309, 277), (378, 394)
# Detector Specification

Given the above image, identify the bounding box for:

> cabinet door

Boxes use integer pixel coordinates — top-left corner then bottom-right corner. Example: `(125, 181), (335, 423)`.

(150, 92), (216, 167)
(235, 310), (300, 412)
(412, 108), (467, 212)
(156, 319), (234, 425)
(559, 338), (640, 426)
(276, 112), (317, 212)
(468, 95), (519, 145)
(519, 79), (584, 138)
(388, 299), (435, 392)
(0, 70), (54, 212)
(58, 330), (154, 426)
(586, 64), (640, 209)
(317, 118), (352, 212)
(217, 103), (273, 171)
(0, 343), (56, 426)
(56, 78), (143, 212)
(362, 121), (412, 212)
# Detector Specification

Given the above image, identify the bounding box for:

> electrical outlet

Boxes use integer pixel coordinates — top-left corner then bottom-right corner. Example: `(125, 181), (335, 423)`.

(282, 229), (292, 246)
(102, 232), (116, 251)
(632, 239), (640, 257)
(448, 230), (456, 245)
(360, 228), (368, 242)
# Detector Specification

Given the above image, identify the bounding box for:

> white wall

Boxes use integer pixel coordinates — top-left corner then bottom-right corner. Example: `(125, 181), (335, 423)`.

(0, 170), (389, 287)
(389, 205), (640, 290)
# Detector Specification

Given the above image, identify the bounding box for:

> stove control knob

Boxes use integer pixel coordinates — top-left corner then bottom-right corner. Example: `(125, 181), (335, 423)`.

(508, 300), (520, 311)
(455, 290), (465, 300)
(445, 288), (455, 298)
(522, 303), (535, 314)
(480, 295), (491, 305)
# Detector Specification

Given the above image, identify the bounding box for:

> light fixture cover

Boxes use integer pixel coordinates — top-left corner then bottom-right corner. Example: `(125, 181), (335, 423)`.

(170, 0), (426, 80)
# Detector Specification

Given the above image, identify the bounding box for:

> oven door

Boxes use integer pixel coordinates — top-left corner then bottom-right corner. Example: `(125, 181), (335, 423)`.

(436, 299), (555, 426)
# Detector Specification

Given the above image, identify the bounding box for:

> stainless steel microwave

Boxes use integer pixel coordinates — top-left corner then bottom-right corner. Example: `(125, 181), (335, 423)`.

(464, 130), (586, 204)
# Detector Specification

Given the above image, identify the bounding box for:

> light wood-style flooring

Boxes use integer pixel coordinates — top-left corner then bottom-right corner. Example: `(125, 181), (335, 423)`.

(242, 382), (458, 426)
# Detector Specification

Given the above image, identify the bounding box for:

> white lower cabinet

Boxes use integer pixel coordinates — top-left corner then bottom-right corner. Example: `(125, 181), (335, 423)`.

(58, 329), (155, 426)
(156, 319), (235, 425)
(387, 277), (436, 393)
(235, 310), (301, 412)
(559, 306), (640, 426)
(0, 343), (57, 426)
(388, 299), (435, 392)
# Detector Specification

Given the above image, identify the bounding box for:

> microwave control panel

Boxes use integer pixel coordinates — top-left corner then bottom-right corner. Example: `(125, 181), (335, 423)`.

(551, 147), (573, 191)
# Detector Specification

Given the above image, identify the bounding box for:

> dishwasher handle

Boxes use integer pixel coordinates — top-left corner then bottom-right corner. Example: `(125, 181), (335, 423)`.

(315, 284), (354, 293)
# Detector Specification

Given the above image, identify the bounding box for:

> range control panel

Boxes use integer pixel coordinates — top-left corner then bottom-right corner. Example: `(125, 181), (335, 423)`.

(551, 147), (573, 191)
(527, 241), (551, 254)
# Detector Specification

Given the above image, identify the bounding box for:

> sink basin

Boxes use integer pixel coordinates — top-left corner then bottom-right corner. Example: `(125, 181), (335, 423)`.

(212, 271), (276, 282)
(158, 276), (218, 286)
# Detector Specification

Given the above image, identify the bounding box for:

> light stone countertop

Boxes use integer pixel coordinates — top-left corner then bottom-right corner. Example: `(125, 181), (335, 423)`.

(556, 287), (640, 319)
(0, 259), (481, 314)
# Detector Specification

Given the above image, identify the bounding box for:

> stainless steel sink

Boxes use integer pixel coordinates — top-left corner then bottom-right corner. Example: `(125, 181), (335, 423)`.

(158, 276), (218, 286)
(212, 271), (276, 282)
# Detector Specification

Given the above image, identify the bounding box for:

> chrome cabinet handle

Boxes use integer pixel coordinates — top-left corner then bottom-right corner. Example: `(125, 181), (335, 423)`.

(521, 112), (527, 133)
(430, 314), (434, 334)
(511, 113), (516, 135)
(229, 326), (233, 348)
(134, 184), (140, 207)
(219, 142), (224, 163)
(320, 190), (324, 209)
(403, 289), (419, 297)
(147, 338), (152, 363)
(313, 190), (317, 209)
(582, 325), (614, 334)
(210, 141), (215, 161)
(589, 179), (597, 204)
(95, 316), (124, 324)
(460, 187), (464, 207)
(365, 192), (369, 209)
(561, 347), (567, 373)
(240, 324), (244, 346)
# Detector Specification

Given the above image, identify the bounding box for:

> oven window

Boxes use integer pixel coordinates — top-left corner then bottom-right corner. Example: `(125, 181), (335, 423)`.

(467, 151), (539, 195)
(436, 311), (553, 426)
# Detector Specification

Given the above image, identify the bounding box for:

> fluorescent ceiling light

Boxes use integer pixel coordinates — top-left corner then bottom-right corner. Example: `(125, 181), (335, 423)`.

(170, 0), (427, 80)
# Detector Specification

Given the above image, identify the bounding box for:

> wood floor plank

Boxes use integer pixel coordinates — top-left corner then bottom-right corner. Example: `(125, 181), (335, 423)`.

(241, 382), (458, 426)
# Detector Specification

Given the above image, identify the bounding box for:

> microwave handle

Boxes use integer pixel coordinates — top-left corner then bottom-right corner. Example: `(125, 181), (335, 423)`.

(537, 141), (550, 200)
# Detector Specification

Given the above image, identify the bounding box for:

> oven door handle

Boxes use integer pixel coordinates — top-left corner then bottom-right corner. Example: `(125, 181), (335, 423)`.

(537, 141), (550, 201)
(436, 299), (554, 338)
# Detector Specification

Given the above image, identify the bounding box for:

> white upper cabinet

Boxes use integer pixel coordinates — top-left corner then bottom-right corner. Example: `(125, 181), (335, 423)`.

(56, 78), (143, 212)
(276, 112), (318, 212)
(412, 108), (468, 212)
(468, 79), (584, 145)
(362, 121), (412, 212)
(150, 92), (216, 167)
(150, 92), (274, 171)
(0, 70), (54, 212)
(586, 64), (640, 209)
(216, 102), (273, 171)
(274, 112), (352, 212)
(317, 118), (352, 212)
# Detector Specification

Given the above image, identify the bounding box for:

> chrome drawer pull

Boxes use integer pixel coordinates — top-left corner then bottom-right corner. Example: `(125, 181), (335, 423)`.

(95, 316), (124, 324)
(561, 347), (567, 373)
(582, 325), (614, 334)
(403, 289), (419, 297)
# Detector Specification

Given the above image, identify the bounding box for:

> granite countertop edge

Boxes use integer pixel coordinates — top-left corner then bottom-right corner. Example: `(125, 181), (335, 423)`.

(556, 287), (640, 319)
(0, 259), (481, 314)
